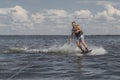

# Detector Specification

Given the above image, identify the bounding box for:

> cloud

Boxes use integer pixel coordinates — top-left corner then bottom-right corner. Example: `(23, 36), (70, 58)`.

(31, 13), (45, 24)
(0, 5), (34, 32)
(0, 4), (120, 35)
(11, 5), (29, 22)
(95, 10), (115, 21)
(45, 9), (67, 17)
(29, 9), (94, 34)
(38, 9), (69, 26)
(106, 4), (120, 16)
(0, 6), (70, 34)
(0, 5), (29, 22)
(0, 5), (92, 32)
(74, 10), (93, 19)
(0, 9), (8, 14)
(95, 4), (120, 22)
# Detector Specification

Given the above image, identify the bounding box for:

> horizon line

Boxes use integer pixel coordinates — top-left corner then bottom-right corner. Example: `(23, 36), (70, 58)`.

(0, 34), (119, 36)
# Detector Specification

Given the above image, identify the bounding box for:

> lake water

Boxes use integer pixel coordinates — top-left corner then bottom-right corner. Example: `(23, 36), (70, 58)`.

(0, 35), (120, 80)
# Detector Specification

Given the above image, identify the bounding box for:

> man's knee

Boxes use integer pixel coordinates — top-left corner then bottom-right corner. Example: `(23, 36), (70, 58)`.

(81, 40), (85, 44)
(76, 41), (80, 46)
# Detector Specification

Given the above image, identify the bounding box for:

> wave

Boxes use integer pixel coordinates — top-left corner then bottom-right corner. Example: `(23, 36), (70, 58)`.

(4, 43), (107, 56)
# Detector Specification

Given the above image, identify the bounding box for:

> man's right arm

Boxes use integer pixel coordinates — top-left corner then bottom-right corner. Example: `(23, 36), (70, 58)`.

(70, 32), (73, 39)
(69, 29), (74, 42)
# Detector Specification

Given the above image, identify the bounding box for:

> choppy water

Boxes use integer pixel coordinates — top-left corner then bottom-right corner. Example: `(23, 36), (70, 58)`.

(0, 35), (120, 80)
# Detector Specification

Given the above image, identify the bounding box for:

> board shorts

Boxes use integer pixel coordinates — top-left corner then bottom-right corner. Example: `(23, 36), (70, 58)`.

(76, 35), (84, 42)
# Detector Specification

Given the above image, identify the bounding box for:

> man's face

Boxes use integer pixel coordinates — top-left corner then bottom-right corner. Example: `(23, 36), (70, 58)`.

(72, 23), (76, 27)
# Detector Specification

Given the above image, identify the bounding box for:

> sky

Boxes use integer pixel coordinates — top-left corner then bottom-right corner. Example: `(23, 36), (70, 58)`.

(0, 0), (120, 35)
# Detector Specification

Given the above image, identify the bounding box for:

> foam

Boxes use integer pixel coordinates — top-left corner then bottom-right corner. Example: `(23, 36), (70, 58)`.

(4, 43), (107, 56)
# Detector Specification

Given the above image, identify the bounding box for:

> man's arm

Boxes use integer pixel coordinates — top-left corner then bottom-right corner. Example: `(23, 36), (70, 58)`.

(70, 31), (74, 39)
(69, 29), (74, 42)
(76, 26), (82, 32)
(78, 26), (82, 31)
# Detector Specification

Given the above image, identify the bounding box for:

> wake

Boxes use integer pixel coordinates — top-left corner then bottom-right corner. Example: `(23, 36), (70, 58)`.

(4, 43), (107, 56)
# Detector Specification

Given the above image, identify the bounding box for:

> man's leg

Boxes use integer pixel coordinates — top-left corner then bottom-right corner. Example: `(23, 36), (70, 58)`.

(76, 40), (85, 52)
(80, 35), (89, 51)
(81, 40), (88, 51)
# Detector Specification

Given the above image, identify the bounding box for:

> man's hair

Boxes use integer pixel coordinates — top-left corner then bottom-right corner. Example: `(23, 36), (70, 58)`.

(72, 21), (76, 24)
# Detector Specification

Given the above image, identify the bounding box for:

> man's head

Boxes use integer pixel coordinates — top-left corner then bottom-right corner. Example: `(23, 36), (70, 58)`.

(72, 21), (76, 27)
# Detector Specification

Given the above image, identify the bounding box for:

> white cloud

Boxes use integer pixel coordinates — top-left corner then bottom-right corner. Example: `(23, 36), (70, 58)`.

(40, 9), (69, 26)
(0, 5), (34, 32)
(95, 11), (115, 21)
(95, 4), (120, 22)
(10, 5), (29, 22)
(45, 9), (67, 17)
(74, 10), (93, 19)
(0, 5), (29, 22)
(0, 6), (69, 34)
(0, 9), (8, 14)
(106, 4), (120, 16)
(37, 9), (93, 26)
(0, 4), (120, 35)
(31, 13), (45, 23)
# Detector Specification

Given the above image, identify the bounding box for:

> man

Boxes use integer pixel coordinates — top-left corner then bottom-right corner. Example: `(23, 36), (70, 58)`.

(69, 21), (89, 53)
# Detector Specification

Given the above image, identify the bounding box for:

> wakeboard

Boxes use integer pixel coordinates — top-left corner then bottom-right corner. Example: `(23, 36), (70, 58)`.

(81, 50), (92, 54)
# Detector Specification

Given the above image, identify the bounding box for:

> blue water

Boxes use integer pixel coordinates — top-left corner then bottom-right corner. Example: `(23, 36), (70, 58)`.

(0, 35), (120, 80)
